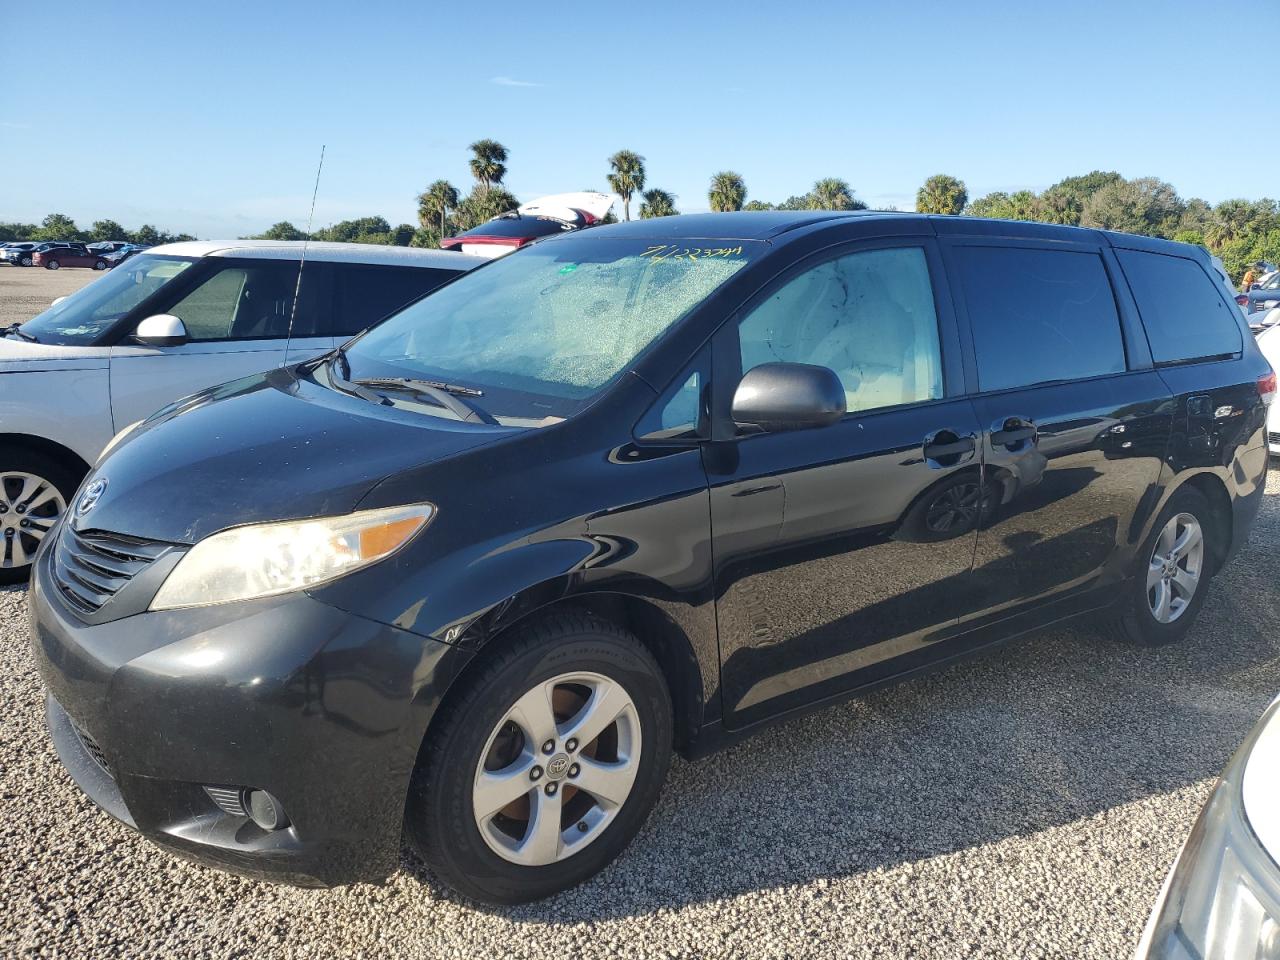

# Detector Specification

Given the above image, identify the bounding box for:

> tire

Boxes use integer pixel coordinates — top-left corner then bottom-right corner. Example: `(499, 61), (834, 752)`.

(19, 255), (32, 267)
(45, 259), (60, 270)
(406, 610), (673, 904)
(1108, 486), (1216, 647)
(0, 450), (82, 584)
(93, 260), (107, 270)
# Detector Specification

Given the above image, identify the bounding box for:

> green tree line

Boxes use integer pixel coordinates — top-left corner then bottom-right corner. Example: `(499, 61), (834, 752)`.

(13, 143), (1276, 283)
(0, 213), (195, 246)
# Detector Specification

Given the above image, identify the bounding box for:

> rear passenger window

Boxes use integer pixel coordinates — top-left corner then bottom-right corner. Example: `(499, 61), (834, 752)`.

(328, 265), (459, 337)
(953, 246), (1125, 391)
(1116, 250), (1243, 364)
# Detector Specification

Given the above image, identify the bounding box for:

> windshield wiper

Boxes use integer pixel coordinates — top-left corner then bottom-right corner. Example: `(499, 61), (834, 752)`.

(1, 323), (37, 343)
(325, 348), (392, 406)
(356, 377), (498, 425)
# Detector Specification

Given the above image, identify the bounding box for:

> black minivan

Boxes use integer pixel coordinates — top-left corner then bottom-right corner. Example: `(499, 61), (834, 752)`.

(30, 212), (1273, 904)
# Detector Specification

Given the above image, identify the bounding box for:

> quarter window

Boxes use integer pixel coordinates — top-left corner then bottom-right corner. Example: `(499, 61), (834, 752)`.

(1116, 250), (1243, 364)
(953, 246), (1126, 391)
(325, 265), (461, 337)
(736, 246), (944, 414)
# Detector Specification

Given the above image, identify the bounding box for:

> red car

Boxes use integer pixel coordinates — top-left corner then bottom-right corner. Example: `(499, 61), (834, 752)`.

(31, 242), (109, 271)
(441, 191), (614, 258)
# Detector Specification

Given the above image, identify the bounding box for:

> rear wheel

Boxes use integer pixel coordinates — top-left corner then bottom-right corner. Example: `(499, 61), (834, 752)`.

(93, 259), (107, 270)
(45, 259), (60, 270)
(1108, 486), (1216, 646)
(406, 611), (672, 904)
(0, 451), (80, 584)
(18, 255), (31, 267)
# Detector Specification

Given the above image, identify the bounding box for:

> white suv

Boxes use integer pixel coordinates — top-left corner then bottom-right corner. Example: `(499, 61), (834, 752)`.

(0, 240), (479, 580)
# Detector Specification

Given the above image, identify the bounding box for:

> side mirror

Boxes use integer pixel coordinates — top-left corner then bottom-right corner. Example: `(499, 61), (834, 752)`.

(731, 362), (846, 433)
(134, 314), (189, 347)
(1250, 283), (1261, 290)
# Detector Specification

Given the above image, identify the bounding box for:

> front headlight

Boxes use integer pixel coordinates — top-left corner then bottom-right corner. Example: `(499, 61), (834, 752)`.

(150, 502), (434, 610)
(1141, 701), (1280, 959)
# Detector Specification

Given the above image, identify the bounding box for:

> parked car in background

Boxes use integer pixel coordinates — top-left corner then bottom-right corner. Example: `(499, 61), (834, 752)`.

(0, 239), (479, 580)
(87, 241), (133, 254)
(28, 212), (1271, 904)
(103, 243), (148, 268)
(32, 243), (108, 271)
(1242, 271), (1280, 315)
(1137, 695), (1280, 959)
(1257, 322), (1280, 454)
(441, 191), (614, 257)
(0, 242), (40, 266)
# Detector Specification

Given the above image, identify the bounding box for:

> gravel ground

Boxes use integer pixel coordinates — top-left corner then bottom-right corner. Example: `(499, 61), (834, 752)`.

(0, 266), (101, 327)
(2, 467), (1277, 958)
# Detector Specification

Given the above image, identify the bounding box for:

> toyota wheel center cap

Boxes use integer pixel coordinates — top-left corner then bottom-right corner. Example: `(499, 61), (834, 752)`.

(546, 753), (570, 780)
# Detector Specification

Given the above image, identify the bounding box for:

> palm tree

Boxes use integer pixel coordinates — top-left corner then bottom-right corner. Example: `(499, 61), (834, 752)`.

(916, 174), (969, 216)
(468, 139), (509, 191)
(417, 179), (460, 238)
(639, 189), (678, 219)
(606, 150), (646, 221)
(808, 178), (861, 211)
(709, 171), (747, 212)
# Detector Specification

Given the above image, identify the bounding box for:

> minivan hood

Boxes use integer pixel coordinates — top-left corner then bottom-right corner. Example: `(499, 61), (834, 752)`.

(0, 335), (108, 372)
(73, 368), (511, 544)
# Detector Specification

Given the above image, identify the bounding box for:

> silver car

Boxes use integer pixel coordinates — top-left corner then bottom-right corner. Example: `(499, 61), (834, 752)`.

(0, 240), (479, 580)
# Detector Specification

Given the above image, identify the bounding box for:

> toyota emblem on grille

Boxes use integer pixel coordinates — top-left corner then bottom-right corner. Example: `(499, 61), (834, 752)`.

(77, 478), (107, 517)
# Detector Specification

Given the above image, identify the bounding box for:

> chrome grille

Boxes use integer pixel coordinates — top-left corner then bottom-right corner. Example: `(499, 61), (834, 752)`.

(71, 719), (113, 779)
(52, 527), (169, 616)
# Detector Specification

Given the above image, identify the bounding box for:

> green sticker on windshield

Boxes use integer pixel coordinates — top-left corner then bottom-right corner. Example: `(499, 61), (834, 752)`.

(558, 263), (579, 274)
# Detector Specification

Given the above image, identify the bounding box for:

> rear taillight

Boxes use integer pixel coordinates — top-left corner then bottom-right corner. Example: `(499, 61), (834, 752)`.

(1236, 294), (1250, 306)
(1259, 370), (1277, 406)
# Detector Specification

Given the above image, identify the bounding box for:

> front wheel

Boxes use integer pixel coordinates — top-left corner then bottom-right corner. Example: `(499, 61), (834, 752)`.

(406, 612), (672, 904)
(1107, 486), (1216, 647)
(0, 452), (80, 584)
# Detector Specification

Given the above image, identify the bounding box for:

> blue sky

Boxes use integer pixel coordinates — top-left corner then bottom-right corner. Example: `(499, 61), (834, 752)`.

(0, 0), (1270, 238)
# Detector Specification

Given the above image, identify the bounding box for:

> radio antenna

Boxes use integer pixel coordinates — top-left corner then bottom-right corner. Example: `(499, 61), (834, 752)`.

(288, 143), (326, 338)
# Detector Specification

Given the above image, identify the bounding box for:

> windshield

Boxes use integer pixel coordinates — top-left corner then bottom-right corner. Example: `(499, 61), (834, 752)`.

(343, 234), (758, 422)
(1262, 273), (1280, 290)
(20, 254), (194, 344)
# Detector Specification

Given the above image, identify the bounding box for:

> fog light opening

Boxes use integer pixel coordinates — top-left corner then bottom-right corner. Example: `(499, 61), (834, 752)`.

(245, 789), (291, 831)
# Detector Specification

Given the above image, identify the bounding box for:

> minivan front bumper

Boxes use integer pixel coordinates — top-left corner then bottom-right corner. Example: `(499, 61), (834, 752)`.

(29, 542), (470, 887)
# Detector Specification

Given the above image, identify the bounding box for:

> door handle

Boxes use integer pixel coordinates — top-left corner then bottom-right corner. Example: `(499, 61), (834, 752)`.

(991, 416), (1036, 448)
(923, 432), (976, 460)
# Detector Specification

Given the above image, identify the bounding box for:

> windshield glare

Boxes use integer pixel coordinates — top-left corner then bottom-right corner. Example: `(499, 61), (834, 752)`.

(20, 255), (194, 344)
(344, 235), (757, 422)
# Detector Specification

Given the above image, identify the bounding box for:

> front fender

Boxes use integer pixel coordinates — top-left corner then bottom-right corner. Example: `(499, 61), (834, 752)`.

(0, 367), (113, 466)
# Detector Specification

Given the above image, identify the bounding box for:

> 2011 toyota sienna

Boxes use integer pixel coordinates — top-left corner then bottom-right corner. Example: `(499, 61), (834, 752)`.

(30, 211), (1273, 905)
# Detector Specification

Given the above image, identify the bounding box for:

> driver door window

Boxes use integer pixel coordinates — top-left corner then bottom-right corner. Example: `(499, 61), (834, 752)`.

(167, 262), (299, 341)
(737, 246), (943, 414)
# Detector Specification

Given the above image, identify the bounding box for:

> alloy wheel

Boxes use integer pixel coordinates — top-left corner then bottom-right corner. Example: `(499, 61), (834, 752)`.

(1147, 512), (1204, 624)
(473, 671), (641, 867)
(0, 471), (66, 569)
(925, 481), (987, 534)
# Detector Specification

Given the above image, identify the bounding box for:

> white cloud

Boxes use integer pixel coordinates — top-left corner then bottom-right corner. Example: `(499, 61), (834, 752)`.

(490, 76), (543, 88)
